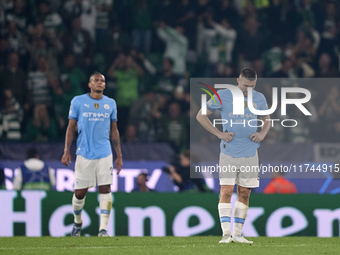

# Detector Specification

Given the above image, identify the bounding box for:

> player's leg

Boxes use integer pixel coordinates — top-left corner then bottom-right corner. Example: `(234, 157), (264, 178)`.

(218, 153), (237, 243)
(71, 188), (88, 236)
(71, 155), (96, 237)
(232, 152), (259, 243)
(231, 185), (252, 243)
(98, 184), (112, 236)
(73, 188), (88, 223)
(96, 154), (114, 237)
(218, 185), (234, 243)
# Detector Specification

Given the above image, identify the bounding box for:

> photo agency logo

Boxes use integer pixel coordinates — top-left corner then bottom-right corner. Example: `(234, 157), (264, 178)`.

(199, 83), (312, 128)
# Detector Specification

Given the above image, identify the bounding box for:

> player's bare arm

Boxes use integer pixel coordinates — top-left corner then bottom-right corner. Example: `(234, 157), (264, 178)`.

(61, 119), (77, 166)
(250, 115), (271, 143)
(196, 109), (234, 142)
(110, 121), (123, 174)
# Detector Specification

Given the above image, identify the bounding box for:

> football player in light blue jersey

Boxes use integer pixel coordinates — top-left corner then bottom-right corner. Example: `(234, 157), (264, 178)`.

(197, 68), (270, 244)
(61, 72), (123, 237)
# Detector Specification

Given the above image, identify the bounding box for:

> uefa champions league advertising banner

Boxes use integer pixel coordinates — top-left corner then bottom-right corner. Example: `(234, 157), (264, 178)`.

(2, 160), (340, 194)
(1, 159), (340, 194)
(0, 191), (339, 237)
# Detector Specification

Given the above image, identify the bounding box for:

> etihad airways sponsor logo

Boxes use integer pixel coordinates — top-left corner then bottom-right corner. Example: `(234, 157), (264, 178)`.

(83, 112), (110, 118)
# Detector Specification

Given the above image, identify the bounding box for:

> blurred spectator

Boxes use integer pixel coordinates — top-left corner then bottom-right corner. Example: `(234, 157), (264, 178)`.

(263, 169), (297, 194)
(131, 0), (155, 55)
(28, 36), (62, 79)
(13, 147), (56, 190)
(237, 17), (266, 70)
(0, 52), (26, 105)
(262, 38), (284, 76)
(100, 22), (131, 56)
(129, 90), (156, 143)
(298, 0), (322, 30)
(152, 93), (168, 138)
(157, 22), (188, 75)
(240, 0), (258, 21)
(153, 0), (176, 27)
(62, 16), (93, 65)
(318, 1), (339, 57)
(26, 22), (45, 50)
(292, 30), (317, 67)
(173, 85), (190, 115)
(318, 85), (340, 142)
(162, 150), (210, 192)
(160, 101), (188, 152)
(252, 59), (265, 78)
(5, 21), (25, 54)
(197, 15), (237, 77)
(107, 53), (144, 135)
(315, 53), (339, 78)
(214, 63), (236, 78)
(26, 56), (54, 110)
(61, 0), (84, 22)
(37, 0), (63, 36)
(56, 53), (85, 131)
(175, 0), (196, 50)
(215, 0), (240, 31)
(24, 104), (58, 142)
(123, 124), (141, 144)
(94, 0), (114, 50)
(267, 0), (283, 41)
(271, 57), (293, 78)
(0, 1), (11, 35)
(133, 170), (154, 192)
(5, 0), (28, 34)
(281, 0), (299, 44)
(61, 0), (96, 40)
(59, 53), (86, 93)
(0, 36), (10, 71)
(288, 52), (315, 78)
(152, 58), (181, 95)
(0, 89), (23, 140)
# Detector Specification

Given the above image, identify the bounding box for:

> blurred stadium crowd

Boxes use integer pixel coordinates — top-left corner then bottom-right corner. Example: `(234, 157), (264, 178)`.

(0, 0), (340, 152)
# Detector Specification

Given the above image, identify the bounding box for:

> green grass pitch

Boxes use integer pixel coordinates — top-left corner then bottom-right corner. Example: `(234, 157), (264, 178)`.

(0, 237), (338, 255)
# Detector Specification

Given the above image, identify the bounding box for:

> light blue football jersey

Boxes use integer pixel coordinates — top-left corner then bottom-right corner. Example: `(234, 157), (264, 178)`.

(69, 93), (117, 160)
(207, 86), (268, 158)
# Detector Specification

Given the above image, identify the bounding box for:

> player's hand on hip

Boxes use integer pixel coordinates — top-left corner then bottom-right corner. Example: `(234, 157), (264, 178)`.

(115, 157), (123, 174)
(61, 152), (71, 166)
(250, 132), (265, 143)
(218, 132), (234, 142)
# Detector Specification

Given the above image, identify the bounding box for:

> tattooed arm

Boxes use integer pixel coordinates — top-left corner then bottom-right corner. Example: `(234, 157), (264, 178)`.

(110, 121), (123, 174)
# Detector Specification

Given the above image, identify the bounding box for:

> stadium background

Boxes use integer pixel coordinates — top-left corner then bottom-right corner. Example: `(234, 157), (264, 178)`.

(0, 0), (339, 237)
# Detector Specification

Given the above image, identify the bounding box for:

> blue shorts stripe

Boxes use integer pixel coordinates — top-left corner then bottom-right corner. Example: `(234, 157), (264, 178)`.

(101, 209), (111, 214)
(234, 217), (245, 224)
(74, 209), (82, 215)
(220, 216), (231, 223)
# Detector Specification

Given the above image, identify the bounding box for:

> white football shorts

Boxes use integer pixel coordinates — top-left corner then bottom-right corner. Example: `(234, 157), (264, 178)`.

(219, 151), (259, 188)
(74, 154), (113, 189)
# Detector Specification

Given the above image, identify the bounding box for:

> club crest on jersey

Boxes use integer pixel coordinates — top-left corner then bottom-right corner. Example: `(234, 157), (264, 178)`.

(94, 103), (99, 109)
(104, 104), (109, 109)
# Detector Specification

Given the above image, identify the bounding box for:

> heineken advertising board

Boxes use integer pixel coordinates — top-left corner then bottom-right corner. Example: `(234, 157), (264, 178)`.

(0, 191), (339, 237)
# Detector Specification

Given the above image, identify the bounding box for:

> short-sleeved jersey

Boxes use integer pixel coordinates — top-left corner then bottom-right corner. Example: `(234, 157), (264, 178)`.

(69, 93), (117, 160)
(207, 86), (268, 158)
